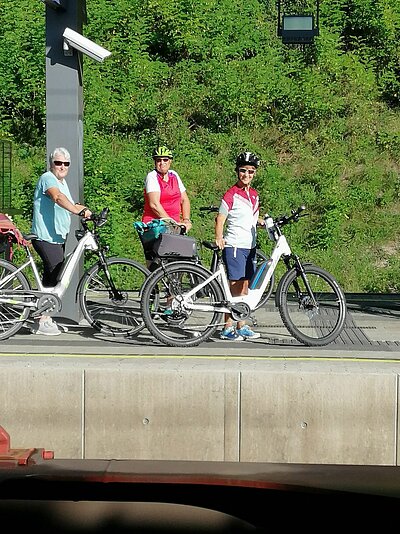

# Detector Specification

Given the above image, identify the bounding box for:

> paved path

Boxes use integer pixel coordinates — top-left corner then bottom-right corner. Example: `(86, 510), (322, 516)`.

(1, 294), (399, 364)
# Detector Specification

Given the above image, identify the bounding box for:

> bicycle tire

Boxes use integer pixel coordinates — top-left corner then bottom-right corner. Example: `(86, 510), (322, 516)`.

(254, 249), (275, 310)
(141, 261), (225, 347)
(78, 257), (150, 337)
(276, 264), (347, 346)
(0, 259), (32, 340)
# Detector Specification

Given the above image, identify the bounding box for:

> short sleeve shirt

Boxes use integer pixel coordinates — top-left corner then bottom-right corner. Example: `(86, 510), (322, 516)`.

(218, 184), (259, 249)
(142, 169), (186, 223)
(31, 170), (74, 243)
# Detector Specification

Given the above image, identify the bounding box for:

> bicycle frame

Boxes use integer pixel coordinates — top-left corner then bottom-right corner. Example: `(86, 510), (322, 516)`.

(172, 230), (291, 314)
(0, 228), (98, 304)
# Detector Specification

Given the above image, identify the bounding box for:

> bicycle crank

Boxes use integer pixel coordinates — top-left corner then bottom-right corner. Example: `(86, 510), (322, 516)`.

(31, 293), (62, 317)
(230, 302), (251, 321)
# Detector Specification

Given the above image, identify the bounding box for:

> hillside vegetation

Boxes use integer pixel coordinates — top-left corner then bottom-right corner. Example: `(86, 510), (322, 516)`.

(1, 0), (400, 292)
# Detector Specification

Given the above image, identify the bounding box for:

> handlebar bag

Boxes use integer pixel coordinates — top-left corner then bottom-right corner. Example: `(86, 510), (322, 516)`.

(153, 233), (197, 259)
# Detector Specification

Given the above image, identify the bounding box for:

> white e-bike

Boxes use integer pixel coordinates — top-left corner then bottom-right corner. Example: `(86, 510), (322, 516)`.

(140, 205), (347, 347)
(0, 208), (149, 340)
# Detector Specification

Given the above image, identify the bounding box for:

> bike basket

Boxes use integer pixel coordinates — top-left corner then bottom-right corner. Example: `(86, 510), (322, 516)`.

(153, 233), (197, 259)
(133, 219), (169, 244)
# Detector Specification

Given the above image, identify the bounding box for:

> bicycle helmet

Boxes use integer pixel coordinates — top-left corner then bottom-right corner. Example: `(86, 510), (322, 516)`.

(152, 146), (173, 159)
(235, 152), (260, 169)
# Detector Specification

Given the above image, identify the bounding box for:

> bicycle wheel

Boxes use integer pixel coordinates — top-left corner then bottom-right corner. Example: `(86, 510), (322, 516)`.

(141, 261), (225, 347)
(254, 249), (275, 310)
(277, 264), (347, 346)
(78, 257), (150, 337)
(0, 259), (32, 340)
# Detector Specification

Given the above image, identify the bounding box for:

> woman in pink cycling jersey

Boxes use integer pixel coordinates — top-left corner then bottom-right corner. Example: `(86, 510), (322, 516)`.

(141, 146), (192, 266)
(215, 152), (263, 341)
(142, 146), (191, 229)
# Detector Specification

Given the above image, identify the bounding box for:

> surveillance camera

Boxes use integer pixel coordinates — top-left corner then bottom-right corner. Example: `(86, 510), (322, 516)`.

(62, 27), (111, 63)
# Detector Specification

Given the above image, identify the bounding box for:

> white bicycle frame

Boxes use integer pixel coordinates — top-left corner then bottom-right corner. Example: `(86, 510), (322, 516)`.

(173, 227), (292, 314)
(0, 230), (98, 302)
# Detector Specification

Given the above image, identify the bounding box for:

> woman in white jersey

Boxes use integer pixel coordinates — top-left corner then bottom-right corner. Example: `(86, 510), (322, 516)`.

(215, 152), (263, 341)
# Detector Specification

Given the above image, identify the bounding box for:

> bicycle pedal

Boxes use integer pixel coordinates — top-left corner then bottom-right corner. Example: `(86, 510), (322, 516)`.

(250, 316), (258, 327)
(31, 307), (51, 318)
(31, 305), (57, 318)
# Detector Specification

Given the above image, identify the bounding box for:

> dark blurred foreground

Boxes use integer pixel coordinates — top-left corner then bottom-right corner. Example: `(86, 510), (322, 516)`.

(2, 453), (400, 532)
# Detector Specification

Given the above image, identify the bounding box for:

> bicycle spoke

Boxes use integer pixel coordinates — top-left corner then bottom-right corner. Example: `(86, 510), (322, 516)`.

(0, 260), (31, 340)
(278, 265), (346, 346)
(79, 258), (149, 337)
(141, 262), (224, 347)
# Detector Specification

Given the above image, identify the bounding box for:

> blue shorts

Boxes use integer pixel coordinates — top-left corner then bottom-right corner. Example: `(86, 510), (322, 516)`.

(222, 247), (256, 281)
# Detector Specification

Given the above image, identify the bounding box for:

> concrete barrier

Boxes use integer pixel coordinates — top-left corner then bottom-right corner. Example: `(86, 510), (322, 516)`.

(0, 364), (398, 464)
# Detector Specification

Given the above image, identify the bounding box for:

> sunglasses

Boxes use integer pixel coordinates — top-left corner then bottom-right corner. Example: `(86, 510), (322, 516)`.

(155, 158), (170, 163)
(238, 168), (255, 175)
(53, 161), (70, 167)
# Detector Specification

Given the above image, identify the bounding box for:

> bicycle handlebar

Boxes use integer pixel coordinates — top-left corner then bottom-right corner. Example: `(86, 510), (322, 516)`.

(81, 208), (108, 230)
(158, 218), (187, 235)
(199, 206), (219, 213)
(84, 204), (306, 237)
(270, 205), (307, 228)
(200, 204), (308, 225)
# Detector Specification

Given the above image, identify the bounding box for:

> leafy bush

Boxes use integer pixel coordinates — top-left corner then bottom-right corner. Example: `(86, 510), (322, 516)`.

(1, 0), (400, 293)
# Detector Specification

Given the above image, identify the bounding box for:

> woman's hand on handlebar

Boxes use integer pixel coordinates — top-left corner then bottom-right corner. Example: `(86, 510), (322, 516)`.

(76, 205), (92, 218)
(182, 219), (192, 233)
(82, 208), (92, 218)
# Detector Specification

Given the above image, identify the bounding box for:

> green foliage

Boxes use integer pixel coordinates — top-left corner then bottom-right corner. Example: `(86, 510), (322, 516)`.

(0, 2), (45, 145)
(2, 0), (400, 293)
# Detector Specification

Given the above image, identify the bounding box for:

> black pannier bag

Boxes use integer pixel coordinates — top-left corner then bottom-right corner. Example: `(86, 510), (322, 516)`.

(153, 233), (197, 259)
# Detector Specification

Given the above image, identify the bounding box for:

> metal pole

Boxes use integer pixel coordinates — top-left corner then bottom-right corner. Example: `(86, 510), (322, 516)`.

(45, 1), (86, 323)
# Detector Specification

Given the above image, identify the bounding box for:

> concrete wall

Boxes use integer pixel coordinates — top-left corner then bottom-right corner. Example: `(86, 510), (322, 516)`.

(1, 367), (397, 465)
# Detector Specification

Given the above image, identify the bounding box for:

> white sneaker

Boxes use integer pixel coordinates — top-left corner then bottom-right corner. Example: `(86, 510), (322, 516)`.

(34, 320), (61, 336)
(236, 325), (261, 339)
